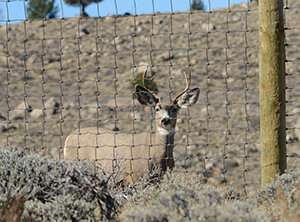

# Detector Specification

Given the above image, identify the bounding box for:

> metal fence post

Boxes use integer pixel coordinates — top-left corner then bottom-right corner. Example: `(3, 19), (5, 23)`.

(259, 0), (287, 187)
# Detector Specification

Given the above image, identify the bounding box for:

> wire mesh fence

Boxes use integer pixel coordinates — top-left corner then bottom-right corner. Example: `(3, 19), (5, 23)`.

(0, 0), (298, 195)
(284, 0), (300, 174)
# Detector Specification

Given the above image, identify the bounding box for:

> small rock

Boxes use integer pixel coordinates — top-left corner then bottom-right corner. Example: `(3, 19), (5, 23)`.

(155, 19), (164, 25)
(207, 176), (227, 186)
(231, 15), (241, 22)
(26, 54), (39, 67)
(201, 23), (216, 31)
(0, 113), (6, 121)
(45, 97), (60, 116)
(64, 102), (75, 110)
(161, 52), (174, 61)
(177, 118), (184, 124)
(115, 36), (126, 45)
(11, 101), (32, 120)
(0, 123), (17, 133)
(31, 109), (44, 119)
(205, 160), (217, 170)
(248, 145), (258, 153)
(291, 108), (300, 115)
(0, 123), (6, 133)
(227, 77), (235, 83)
(181, 135), (187, 141)
(190, 59), (197, 65)
(201, 106), (215, 115)
(136, 26), (143, 33)
(288, 153), (300, 158)
(295, 118), (300, 141)
(136, 21), (143, 26)
(80, 27), (90, 35)
(225, 159), (240, 169)
(286, 134), (298, 144)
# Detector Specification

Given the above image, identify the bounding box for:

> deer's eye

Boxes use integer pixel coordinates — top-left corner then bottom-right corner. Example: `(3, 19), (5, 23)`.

(155, 105), (161, 112)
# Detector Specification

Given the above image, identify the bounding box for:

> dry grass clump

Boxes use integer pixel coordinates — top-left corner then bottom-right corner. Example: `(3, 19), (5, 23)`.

(257, 169), (300, 222)
(119, 172), (269, 222)
(118, 169), (300, 222)
(0, 148), (116, 221)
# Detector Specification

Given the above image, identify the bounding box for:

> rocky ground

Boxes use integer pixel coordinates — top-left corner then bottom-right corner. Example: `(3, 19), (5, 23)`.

(0, 0), (300, 197)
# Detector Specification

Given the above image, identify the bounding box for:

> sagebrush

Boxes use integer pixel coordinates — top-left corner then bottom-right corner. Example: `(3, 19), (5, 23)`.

(0, 148), (116, 221)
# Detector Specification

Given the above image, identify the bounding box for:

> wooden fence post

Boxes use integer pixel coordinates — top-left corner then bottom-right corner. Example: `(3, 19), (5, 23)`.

(259, 0), (287, 187)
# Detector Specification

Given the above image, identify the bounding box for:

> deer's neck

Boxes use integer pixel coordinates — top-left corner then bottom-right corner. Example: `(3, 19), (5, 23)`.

(155, 132), (175, 172)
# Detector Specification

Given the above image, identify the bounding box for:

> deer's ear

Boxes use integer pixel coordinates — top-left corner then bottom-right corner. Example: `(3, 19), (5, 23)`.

(135, 85), (159, 106)
(175, 88), (200, 108)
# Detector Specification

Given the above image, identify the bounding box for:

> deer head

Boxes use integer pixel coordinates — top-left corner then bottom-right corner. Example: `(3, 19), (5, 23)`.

(135, 72), (200, 135)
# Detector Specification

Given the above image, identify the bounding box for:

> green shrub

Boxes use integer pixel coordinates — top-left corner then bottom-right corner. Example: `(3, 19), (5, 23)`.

(191, 0), (205, 11)
(27, 0), (58, 20)
(131, 72), (159, 95)
(64, 0), (103, 17)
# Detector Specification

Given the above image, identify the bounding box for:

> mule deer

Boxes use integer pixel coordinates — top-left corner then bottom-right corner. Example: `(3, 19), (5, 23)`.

(64, 72), (200, 184)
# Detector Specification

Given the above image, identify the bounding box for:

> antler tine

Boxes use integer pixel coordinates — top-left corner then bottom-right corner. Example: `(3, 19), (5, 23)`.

(174, 72), (191, 102)
(139, 66), (156, 94)
(142, 66), (148, 87)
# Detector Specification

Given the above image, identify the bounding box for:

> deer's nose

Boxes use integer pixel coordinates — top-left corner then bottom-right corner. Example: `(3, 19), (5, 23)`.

(161, 118), (171, 126)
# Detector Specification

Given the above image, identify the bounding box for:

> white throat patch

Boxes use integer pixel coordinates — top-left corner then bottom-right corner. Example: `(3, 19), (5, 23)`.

(157, 127), (175, 135)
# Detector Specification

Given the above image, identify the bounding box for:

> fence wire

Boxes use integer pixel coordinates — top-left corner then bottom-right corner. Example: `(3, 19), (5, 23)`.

(1, 0), (292, 195)
(284, 0), (300, 174)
